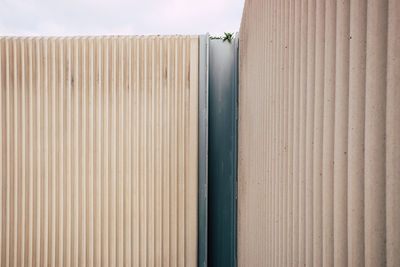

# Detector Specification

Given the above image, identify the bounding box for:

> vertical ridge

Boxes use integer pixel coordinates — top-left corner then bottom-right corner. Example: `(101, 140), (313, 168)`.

(181, 37), (186, 267)
(287, 1), (295, 265)
(322, 1), (336, 266)
(313, 0), (325, 266)
(172, 37), (178, 267)
(5, 38), (10, 267)
(298, 1), (308, 265)
(27, 38), (34, 267)
(20, 38), (26, 267)
(58, 39), (65, 267)
(125, 37), (132, 267)
(65, 39), (71, 267)
(333, 0), (350, 265)
(365, 0), (388, 266)
(348, 0), (367, 265)
(177, 37), (184, 267)
(187, 35), (198, 267)
(43, 38), (49, 267)
(305, 0), (316, 265)
(12, 38), (19, 267)
(142, 37), (148, 267)
(165, 37), (171, 267)
(50, 38), (56, 267)
(72, 38), (79, 267)
(88, 38), (94, 267)
(111, 37), (117, 267)
(149, 37), (155, 267)
(116, 37), (124, 267)
(386, 1), (400, 266)
(158, 37), (163, 267)
(292, 1), (301, 265)
(35, 38), (41, 267)
(95, 37), (102, 267)
(282, 1), (289, 265)
(102, 37), (109, 267)
(133, 37), (140, 267)
(80, 38), (86, 267)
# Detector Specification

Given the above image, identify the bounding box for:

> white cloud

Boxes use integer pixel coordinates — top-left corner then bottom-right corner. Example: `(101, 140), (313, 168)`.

(0, 0), (245, 36)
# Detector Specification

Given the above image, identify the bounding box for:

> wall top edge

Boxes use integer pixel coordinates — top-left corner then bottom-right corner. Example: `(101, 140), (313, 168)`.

(0, 34), (201, 41)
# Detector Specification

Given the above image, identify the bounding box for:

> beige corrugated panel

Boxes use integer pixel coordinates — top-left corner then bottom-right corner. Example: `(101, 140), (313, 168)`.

(0, 36), (199, 267)
(238, 0), (400, 266)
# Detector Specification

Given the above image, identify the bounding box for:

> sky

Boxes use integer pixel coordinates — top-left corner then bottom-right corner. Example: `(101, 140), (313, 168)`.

(0, 0), (245, 36)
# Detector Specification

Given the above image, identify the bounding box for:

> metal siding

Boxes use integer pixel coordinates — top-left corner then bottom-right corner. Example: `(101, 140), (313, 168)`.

(197, 34), (209, 267)
(238, 0), (400, 266)
(0, 36), (199, 267)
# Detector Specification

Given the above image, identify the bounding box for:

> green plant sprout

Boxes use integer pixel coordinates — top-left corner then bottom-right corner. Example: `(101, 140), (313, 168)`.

(222, 32), (233, 43)
(210, 32), (234, 43)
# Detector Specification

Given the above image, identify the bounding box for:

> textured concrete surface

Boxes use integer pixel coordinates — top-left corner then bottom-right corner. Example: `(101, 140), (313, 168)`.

(238, 0), (400, 266)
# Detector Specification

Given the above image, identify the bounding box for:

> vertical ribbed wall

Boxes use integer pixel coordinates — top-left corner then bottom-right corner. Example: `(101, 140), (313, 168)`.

(0, 36), (199, 267)
(238, 0), (400, 266)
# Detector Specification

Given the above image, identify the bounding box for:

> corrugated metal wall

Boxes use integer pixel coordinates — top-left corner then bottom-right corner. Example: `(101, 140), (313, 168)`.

(0, 36), (199, 267)
(238, 0), (400, 266)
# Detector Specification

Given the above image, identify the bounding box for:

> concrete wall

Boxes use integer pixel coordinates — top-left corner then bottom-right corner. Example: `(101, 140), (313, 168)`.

(238, 0), (400, 266)
(0, 36), (199, 267)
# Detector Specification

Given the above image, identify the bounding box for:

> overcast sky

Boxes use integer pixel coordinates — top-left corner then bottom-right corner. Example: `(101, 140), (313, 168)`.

(0, 0), (245, 36)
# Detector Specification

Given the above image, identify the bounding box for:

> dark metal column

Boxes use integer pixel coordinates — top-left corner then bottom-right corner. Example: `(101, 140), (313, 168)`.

(208, 37), (238, 267)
